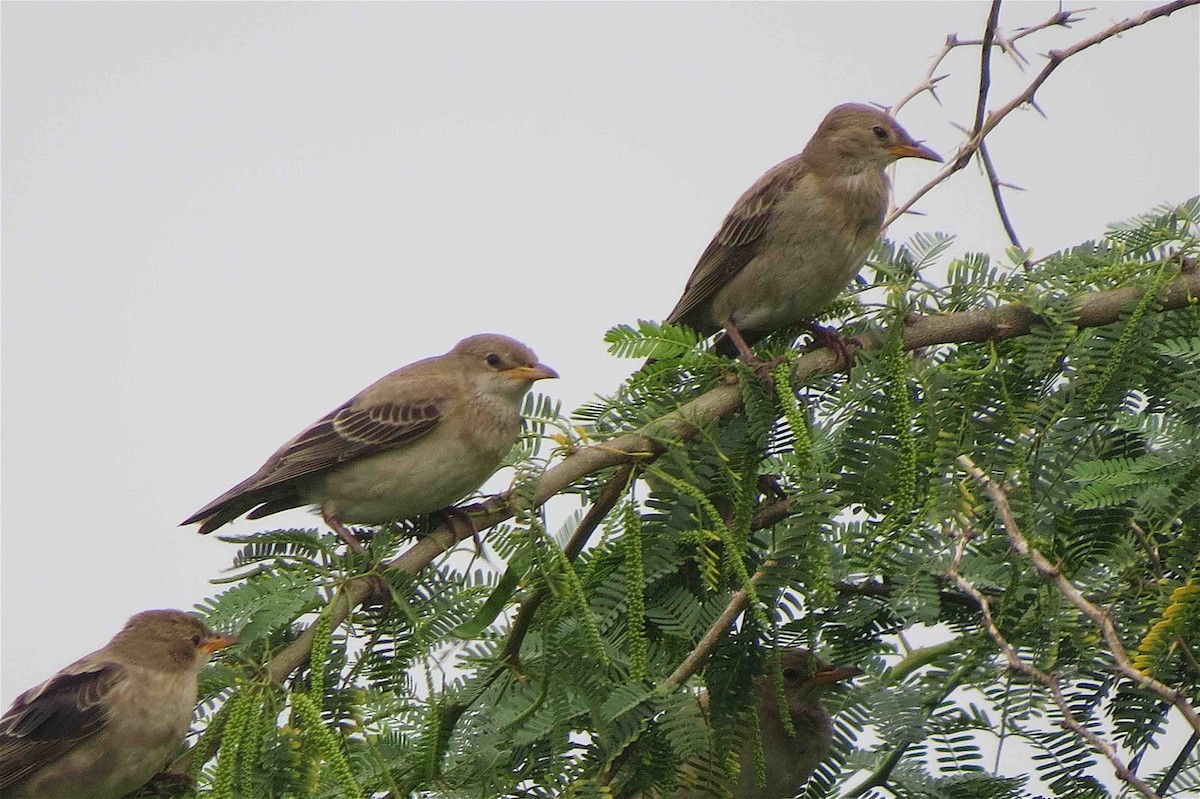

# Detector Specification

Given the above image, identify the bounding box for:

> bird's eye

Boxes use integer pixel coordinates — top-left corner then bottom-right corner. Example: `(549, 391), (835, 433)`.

(782, 667), (802, 681)
(485, 353), (503, 368)
(191, 634), (203, 647)
(871, 125), (888, 140)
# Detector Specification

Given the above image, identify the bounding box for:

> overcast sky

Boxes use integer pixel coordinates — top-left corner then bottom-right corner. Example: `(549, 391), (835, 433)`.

(3, 0), (1197, 741)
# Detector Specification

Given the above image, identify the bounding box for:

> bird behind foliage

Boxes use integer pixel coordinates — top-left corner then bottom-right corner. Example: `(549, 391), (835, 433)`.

(676, 649), (861, 799)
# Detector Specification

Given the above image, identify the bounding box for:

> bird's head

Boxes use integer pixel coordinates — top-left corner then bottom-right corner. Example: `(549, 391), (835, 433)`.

(771, 648), (863, 706)
(805, 103), (942, 175)
(110, 609), (239, 673)
(451, 333), (558, 403)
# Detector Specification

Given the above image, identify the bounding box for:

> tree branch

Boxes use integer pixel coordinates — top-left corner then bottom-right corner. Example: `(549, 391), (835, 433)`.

(500, 464), (635, 668)
(970, 0), (1003, 141)
(978, 139), (1028, 263)
(262, 269), (1200, 689)
(885, 0), (1199, 228)
(945, 555), (1161, 798)
(958, 454), (1200, 738)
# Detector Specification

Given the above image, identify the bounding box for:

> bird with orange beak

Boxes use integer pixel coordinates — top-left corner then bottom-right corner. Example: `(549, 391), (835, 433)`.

(0, 610), (238, 799)
(665, 103), (942, 360)
(183, 333), (557, 550)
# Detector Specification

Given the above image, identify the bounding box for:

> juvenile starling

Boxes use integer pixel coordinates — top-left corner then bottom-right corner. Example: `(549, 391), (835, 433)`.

(680, 649), (861, 798)
(183, 334), (557, 550)
(666, 103), (941, 359)
(0, 610), (237, 799)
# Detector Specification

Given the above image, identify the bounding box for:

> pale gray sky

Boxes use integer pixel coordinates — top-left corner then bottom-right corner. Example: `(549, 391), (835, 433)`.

(2, 0), (1197, 748)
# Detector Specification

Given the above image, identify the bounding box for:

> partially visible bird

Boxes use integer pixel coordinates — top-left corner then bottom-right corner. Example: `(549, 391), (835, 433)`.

(0, 610), (237, 799)
(680, 649), (861, 799)
(665, 103), (941, 360)
(182, 334), (557, 550)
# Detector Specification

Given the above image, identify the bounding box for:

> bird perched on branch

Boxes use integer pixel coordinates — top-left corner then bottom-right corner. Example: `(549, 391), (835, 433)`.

(0, 610), (237, 799)
(182, 334), (557, 551)
(677, 649), (861, 799)
(665, 103), (941, 361)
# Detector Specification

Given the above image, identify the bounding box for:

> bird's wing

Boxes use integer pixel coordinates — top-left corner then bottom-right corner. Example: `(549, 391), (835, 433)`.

(183, 381), (448, 529)
(666, 155), (803, 328)
(0, 658), (123, 790)
(269, 394), (445, 482)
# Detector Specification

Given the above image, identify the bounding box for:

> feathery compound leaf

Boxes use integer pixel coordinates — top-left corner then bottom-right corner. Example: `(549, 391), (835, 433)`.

(604, 320), (706, 360)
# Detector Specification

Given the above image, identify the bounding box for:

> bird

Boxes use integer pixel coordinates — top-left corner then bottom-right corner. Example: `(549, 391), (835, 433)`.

(0, 609), (238, 799)
(677, 649), (861, 799)
(665, 103), (941, 361)
(182, 334), (558, 551)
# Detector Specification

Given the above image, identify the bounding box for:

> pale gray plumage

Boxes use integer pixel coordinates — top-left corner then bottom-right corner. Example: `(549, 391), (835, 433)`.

(0, 610), (237, 799)
(666, 103), (941, 356)
(675, 649), (861, 799)
(182, 334), (557, 544)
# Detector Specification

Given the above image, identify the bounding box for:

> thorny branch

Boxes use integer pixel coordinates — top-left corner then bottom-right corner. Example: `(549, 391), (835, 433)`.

(885, 2), (1076, 255)
(958, 454), (1200, 739)
(884, 0), (1198, 231)
(978, 139), (1028, 262)
(971, 0), (1003, 139)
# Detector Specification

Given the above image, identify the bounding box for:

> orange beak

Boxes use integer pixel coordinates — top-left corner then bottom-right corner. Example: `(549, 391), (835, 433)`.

(810, 664), (864, 685)
(891, 142), (942, 162)
(508, 363), (559, 382)
(200, 633), (240, 654)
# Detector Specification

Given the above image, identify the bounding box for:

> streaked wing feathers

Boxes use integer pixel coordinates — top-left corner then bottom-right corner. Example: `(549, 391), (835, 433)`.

(184, 393), (447, 531)
(265, 398), (443, 481)
(667, 156), (803, 328)
(0, 660), (122, 790)
(332, 400), (442, 451)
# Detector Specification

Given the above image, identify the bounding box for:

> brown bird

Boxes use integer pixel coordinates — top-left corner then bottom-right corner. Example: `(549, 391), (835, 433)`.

(678, 649), (861, 799)
(182, 334), (557, 550)
(0, 610), (237, 799)
(665, 103), (941, 360)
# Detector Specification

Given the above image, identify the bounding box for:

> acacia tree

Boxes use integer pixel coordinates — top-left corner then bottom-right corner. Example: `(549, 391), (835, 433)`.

(165, 3), (1200, 798)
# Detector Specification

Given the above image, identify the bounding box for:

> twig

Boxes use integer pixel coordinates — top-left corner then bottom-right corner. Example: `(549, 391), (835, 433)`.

(832, 577), (985, 610)
(888, 4), (1087, 119)
(591, 569), (760, 790)
(958, 454), (1200, 737)
(886, 0), (1200, 228)
(943, 508), (1159, 796)
(890, 36), (954, 117)
(1129, 520), (1165, 579)
(1157, 730), (1200, 796)
(971, 0), (1003, 140)
(551, 491), (812, 789)
(945, 562), (1161, 798)
(1011, 7), (1091, 46)
(500, 464), (634, 667)
(978, 140), (1028, 264)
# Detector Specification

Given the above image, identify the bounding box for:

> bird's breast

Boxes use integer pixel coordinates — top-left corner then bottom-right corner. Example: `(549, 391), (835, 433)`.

(18, 668), (197, 799)
(316, 396), (520, 525)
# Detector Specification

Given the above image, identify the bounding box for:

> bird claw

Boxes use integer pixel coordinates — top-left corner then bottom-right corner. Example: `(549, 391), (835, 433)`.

(435, 506), (485, 554)
(803, 322), (860, 368)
